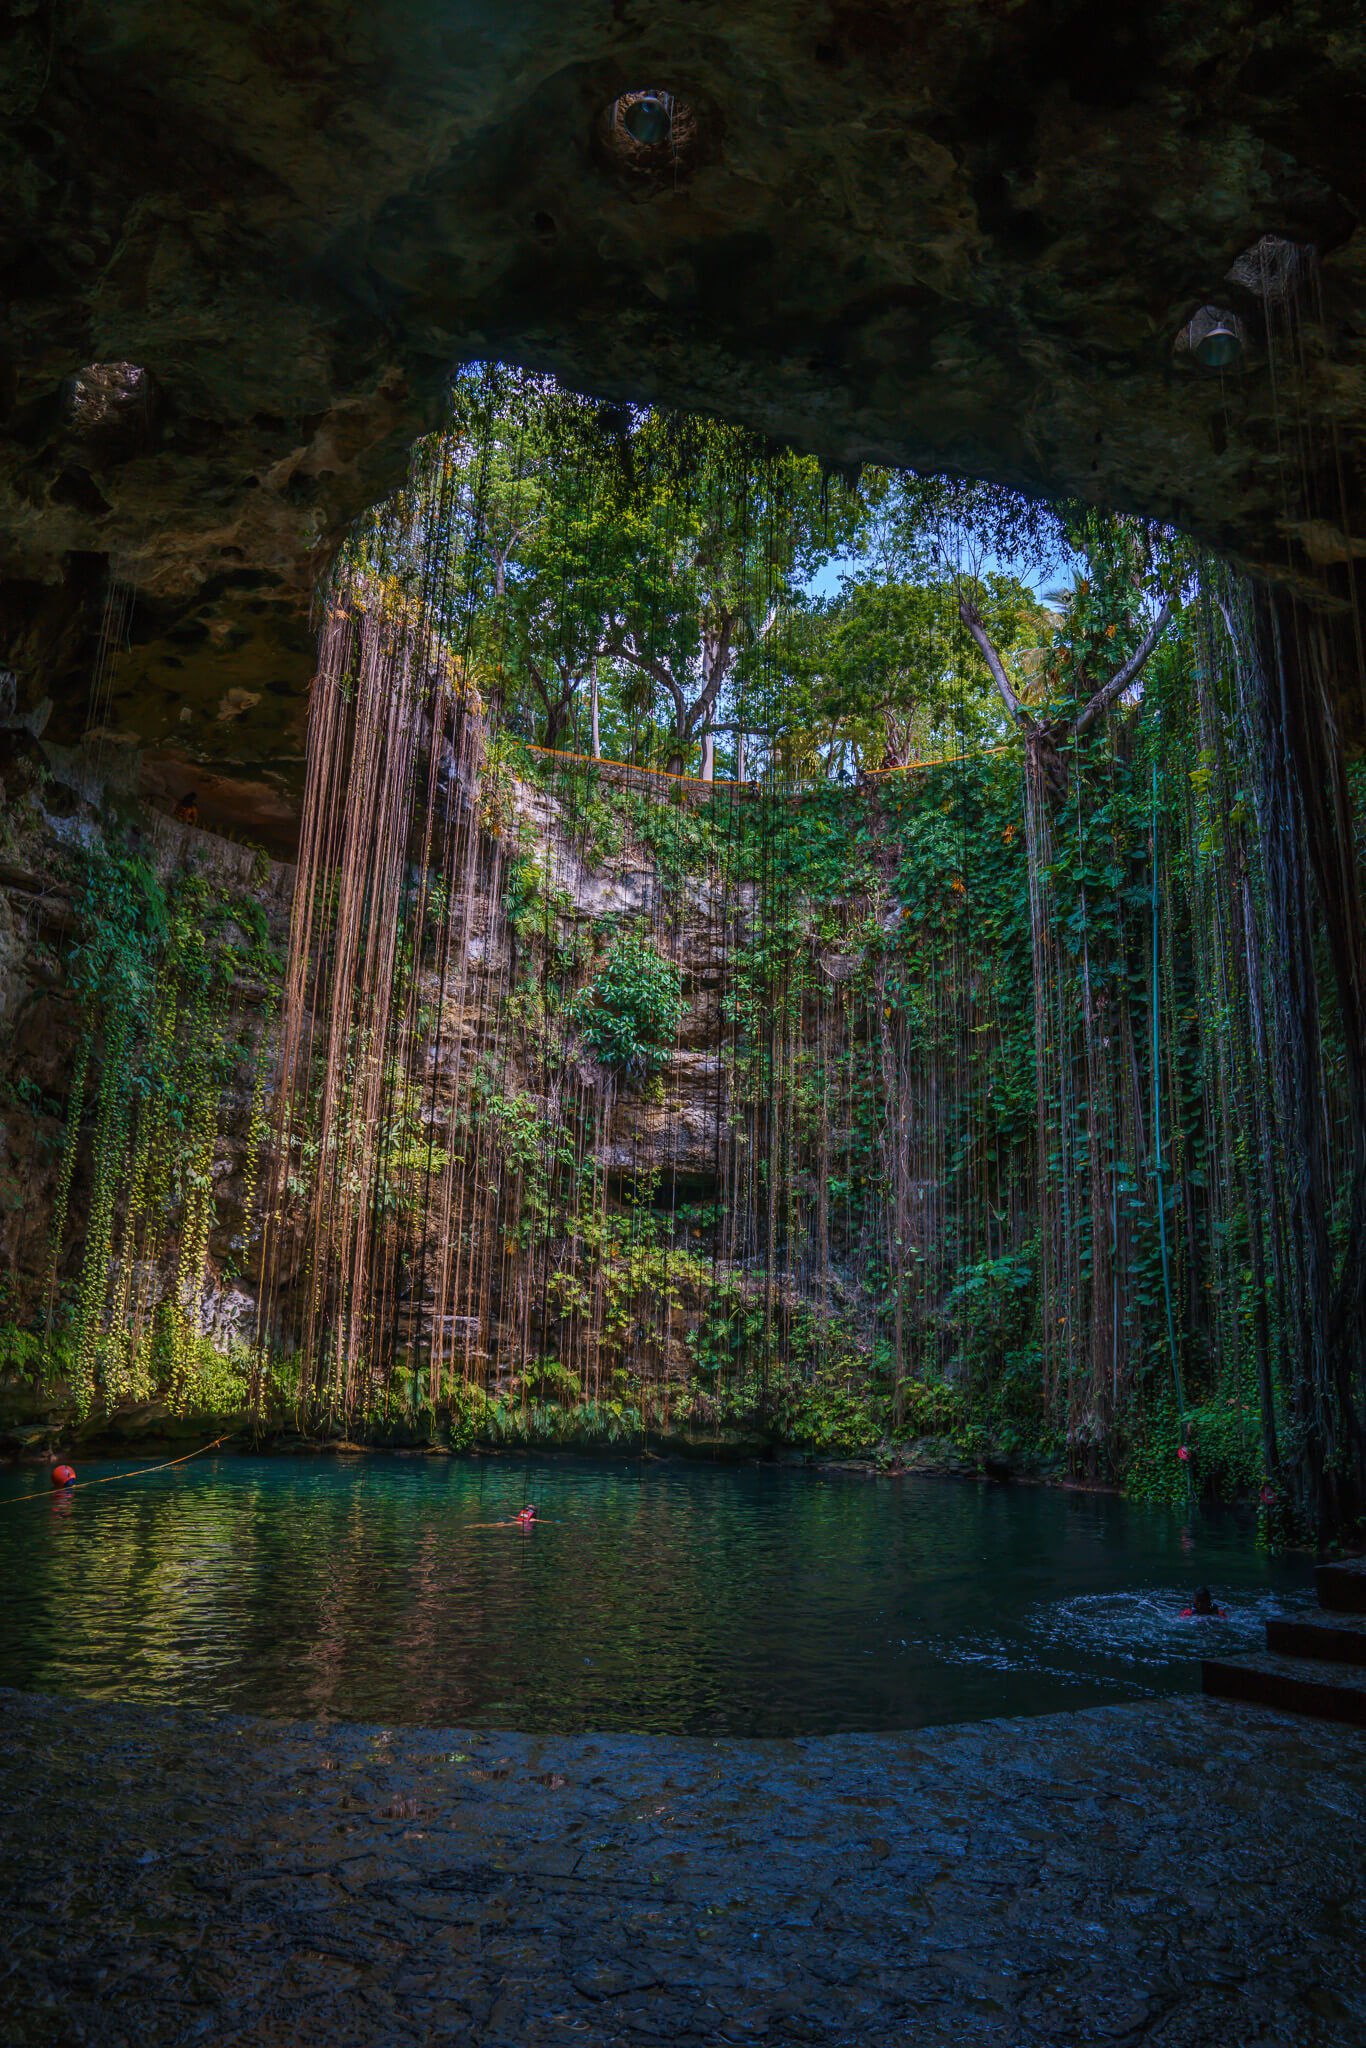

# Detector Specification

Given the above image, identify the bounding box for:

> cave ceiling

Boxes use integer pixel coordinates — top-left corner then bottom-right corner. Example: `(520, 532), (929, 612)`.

(3, 0), (1366, 818)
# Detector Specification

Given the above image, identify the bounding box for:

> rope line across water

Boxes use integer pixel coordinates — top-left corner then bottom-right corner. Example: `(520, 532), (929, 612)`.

(0, 1431), (239, 1507)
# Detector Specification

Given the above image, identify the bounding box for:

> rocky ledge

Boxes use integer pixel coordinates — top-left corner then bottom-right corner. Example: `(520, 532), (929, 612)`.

(1, 1689), (1363, 2046)
(6, 3), (1366, 787)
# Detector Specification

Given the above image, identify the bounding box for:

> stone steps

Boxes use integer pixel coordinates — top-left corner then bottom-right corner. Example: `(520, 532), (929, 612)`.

(1202, 1554), (1366, 1726)
(1316, 1556), (1366, 1614)
(1202, 1651), (1366, 1727)
(1265, 1610), (1366, 1664)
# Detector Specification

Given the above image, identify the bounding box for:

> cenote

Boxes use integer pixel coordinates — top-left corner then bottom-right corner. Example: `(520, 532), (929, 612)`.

(0, 1456), (1314, 1736)
(8, 17), (1366, 2041)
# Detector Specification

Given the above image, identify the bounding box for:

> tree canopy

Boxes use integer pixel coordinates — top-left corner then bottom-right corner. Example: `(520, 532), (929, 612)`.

(333, 367), (1186, 786)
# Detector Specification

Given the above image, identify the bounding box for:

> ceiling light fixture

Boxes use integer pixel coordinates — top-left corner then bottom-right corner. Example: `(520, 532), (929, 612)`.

(1182, 306), (1247, 373)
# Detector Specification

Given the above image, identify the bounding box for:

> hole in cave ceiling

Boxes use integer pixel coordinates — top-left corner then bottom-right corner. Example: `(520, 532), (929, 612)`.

(598, 87), (702, 186)
(1225, 235), (1317, 307)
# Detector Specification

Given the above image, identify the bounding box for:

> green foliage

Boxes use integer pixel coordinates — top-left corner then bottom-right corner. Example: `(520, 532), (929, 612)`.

(39, 842), (283, 1417)
(573, 930), (686, 1075)
(0, 1322), (57, 1384)
(615, 787), (713, 884)
(57, 382), (1340, 1530)
(504, 849), (550, 943)
(759, 1365), (888, 1455)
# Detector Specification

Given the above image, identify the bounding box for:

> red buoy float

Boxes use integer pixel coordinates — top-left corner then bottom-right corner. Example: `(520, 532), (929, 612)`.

(51, 1463), (76, 1489)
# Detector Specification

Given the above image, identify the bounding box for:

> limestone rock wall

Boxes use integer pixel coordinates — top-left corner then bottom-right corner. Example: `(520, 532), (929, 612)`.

(510, 774), (743, 1185)
(0, 737), (295, 1351)
(0, 749), (741, 1387)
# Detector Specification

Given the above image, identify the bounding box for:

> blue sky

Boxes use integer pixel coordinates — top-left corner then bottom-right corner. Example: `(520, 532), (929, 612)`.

(805, 546), (1071, 604)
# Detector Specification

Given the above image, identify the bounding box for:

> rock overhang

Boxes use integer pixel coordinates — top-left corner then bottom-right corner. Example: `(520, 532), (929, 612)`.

(3, 0), (1364, 821)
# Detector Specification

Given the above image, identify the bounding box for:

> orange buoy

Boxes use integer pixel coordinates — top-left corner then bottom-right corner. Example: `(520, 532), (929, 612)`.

(51, 1463), (76, 1488)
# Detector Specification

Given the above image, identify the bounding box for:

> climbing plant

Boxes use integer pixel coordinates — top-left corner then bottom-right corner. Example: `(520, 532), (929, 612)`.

(241, 366), (1366, 1542)
(572, 930), (687, 1076)
(46, 843), (282, 1415)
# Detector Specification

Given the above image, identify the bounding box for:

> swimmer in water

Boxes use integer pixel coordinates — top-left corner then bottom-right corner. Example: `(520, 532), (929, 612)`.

(1180, 1584), (1226, 1619)
(516, 1502), (537, 1525)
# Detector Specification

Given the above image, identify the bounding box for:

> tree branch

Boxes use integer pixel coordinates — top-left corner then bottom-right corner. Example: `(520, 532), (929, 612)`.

(1070, 601), (1173, 737)
(687, 609), (738, 739)
(525, 658), (551, 716)
(605, 628), (685, 721)
(958, 596), (1034, 732)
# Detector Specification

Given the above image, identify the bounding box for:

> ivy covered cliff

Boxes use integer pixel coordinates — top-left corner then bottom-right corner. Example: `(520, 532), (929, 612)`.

(3, 372), (1364, 1545)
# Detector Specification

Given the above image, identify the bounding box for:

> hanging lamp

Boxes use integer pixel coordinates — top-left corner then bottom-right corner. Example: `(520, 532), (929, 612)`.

(622, 93), (673, 147)
(1186, 306), (1247, 372)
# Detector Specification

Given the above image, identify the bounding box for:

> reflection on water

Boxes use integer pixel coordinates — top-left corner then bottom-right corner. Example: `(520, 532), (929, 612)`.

(0, 1454), (1314, 1736)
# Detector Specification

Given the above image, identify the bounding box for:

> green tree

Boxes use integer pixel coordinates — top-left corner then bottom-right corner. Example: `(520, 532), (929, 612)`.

(796, 571), (1046, 774)
(596, 419), (859, 774)
(957, 515), (1183, 794)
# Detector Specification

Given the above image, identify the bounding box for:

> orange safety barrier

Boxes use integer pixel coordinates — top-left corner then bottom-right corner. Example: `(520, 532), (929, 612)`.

(523, 744), (757, 790)
(523, 742), (1012, 787)
(863, 744), (1012, 778)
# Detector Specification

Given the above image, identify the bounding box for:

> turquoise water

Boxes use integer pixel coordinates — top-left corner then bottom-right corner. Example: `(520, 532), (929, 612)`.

(0, 1453), (1313, 1735)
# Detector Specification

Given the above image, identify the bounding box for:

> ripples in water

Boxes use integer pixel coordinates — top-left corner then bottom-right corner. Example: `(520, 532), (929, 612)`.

(924, 1585), (1316, 1699)
(0, 1454), (1313, 1735)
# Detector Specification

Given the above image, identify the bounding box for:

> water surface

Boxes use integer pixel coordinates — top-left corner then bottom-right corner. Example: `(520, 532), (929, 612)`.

(0, 1453), (1312, 1735)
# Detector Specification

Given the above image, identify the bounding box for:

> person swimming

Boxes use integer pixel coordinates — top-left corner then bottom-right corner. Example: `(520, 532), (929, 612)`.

(515, 1502), (538, 1525)
(1180, 1584), (1226, 1619)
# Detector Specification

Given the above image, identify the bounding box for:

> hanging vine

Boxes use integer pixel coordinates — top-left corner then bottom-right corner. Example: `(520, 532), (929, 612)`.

(43, 844), (283, 1416)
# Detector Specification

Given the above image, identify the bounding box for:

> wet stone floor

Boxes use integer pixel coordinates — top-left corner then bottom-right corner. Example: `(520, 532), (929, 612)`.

(1, 1690), (1363, 2047)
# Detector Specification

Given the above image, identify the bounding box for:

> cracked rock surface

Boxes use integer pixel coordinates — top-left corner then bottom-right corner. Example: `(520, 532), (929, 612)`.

(2, 1688), (1363, 2044)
